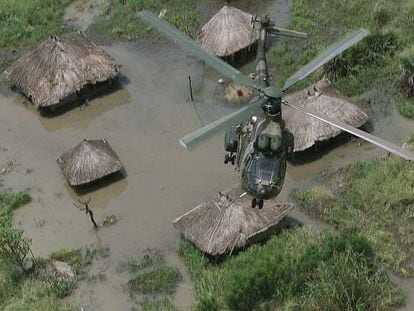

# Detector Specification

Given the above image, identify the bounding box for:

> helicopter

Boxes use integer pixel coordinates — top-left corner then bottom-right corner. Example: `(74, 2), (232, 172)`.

(138, 11), (414, 209)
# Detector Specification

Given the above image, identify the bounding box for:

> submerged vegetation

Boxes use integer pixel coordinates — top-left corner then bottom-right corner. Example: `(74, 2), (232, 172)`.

(0, 190), (108, 309)
(268, 0), (414, 118)
(177, 228), (402, 310)
(91, 0), (198, 40)
(0, 191), (70, 309)
(120, 249), (180, 310)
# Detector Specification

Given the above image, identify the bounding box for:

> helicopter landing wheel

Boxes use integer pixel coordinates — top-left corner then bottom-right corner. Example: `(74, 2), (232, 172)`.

(231, 155), (236, 165)
(258, 200), (264, 209)
(224, 154), (230, 164)
(251, 198), (257, 208)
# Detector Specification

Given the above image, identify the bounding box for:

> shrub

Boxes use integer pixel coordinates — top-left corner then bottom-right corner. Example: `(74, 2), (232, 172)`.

(128, 265), (180, 295)
(399, 47), (414, 97)
(123, 249), (181, 308)
(324, 32), (401, 81)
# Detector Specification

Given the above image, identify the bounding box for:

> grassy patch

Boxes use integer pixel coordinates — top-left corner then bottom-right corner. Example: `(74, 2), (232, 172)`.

(91, 0), (198, 40)
(121, 249), (180, 309)
(0, 191), (72, 309)
(177, 228), (402, 310)
(140, 296), (176, 311)
(399, 99), (414, 118)
(268, 0), (414, 117)
(0, 0), (73, 48)
(295, 152), (414, 276)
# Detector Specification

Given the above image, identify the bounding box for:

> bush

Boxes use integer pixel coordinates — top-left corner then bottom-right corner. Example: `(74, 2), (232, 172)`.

(123, 249), (181, 309)
(324, 32), (401, 81)
(0, 191), (32, 272)
(128, 266), (180, 295)
(399, 47), (414, 97)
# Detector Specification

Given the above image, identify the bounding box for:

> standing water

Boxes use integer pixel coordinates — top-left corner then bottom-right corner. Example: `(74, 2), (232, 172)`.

(0, 0), (413, 309)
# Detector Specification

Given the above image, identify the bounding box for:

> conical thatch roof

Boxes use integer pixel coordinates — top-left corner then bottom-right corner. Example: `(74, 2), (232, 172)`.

(284, 79), (368, 152)
(57, 139), (123, 186)
(3, 32), (119, 108)
(197, 6), (259, 57)
(173, 187), (293, 256)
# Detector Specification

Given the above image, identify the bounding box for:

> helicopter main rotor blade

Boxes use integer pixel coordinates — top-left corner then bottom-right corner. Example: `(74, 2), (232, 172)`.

(282, 28), (368, 92)
(283, 101), (414, 160)
(180, 99), (263, 150)
(138, 11), (257, 88)
(268, 27), (307, 39)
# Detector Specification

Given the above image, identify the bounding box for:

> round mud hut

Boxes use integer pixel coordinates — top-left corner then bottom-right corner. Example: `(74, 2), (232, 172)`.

(173, 187), (293, 256)
(283, 78), (369, 152)
(3, 32), (119, 109)
(197, 6), (259, 58)
(57, 139), (123, 187)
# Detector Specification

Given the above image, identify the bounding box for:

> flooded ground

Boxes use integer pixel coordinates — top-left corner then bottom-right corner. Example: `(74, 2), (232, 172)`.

(1, 0), (414, 310)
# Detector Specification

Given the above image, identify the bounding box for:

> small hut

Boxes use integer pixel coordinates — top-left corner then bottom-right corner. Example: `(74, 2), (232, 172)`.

(197, 6), (259, 57)
(57, 139), (123, 186)
(283, 79), (368, 152)
(3, 32), (119, 108)
(173, 187), (293, 256)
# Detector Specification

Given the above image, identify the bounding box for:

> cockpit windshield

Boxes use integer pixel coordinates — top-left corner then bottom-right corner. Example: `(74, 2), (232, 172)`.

(247, 152), (280, 183)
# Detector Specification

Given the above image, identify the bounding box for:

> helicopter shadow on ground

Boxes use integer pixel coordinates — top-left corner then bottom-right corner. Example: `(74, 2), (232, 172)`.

(38, 74), (130, 118)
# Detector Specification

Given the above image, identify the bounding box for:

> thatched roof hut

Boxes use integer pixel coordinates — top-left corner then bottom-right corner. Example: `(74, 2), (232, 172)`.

(173, 187), (293, 256)
(284, 79), (368, 152)
(3, 32), (119, 108)
(57, 139), (123, 186)
(197, 6), (259, 57)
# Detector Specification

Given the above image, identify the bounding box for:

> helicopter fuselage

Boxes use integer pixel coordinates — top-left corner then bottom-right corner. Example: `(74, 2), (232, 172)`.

(223, 16), (287, 204)
(225, 117), (287, 201)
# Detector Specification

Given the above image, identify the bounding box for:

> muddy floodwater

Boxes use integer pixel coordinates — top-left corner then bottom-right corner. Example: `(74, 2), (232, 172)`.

(1, 0), (414, 310)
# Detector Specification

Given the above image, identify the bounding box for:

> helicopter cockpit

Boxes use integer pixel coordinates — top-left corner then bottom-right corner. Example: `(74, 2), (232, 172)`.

(242, 148), (286, 202)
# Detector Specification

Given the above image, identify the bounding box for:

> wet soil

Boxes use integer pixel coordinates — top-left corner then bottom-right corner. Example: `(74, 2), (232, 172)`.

(1, 0), (413, 310)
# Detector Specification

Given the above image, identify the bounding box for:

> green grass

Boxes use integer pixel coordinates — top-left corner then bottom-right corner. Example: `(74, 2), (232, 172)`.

(0, 191), (72, 310)
(0, 0), (73, 48)
(295, 148), (414, 277)
(121, 249), (180, 309)
(177, 228), (402, 310)
(268, 0), (414, 118)
(91, 0), (198, 40)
